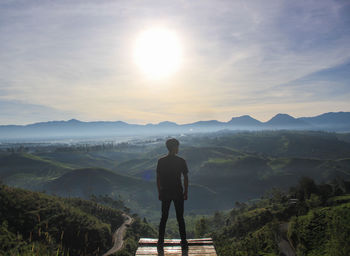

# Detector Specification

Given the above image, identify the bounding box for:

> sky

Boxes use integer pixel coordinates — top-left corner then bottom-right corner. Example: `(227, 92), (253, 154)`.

(0, 0), (350, 125)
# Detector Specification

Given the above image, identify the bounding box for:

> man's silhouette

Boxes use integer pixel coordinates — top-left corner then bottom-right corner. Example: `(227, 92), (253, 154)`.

(156, 138), (188, 248)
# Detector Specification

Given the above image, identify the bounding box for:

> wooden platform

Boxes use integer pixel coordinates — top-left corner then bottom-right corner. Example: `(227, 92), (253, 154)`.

(136, 238), (217, 255)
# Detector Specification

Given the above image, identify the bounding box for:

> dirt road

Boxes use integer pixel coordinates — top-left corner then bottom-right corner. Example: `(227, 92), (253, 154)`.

(102, 213), (133, 256)
(278, 222), (296, 256)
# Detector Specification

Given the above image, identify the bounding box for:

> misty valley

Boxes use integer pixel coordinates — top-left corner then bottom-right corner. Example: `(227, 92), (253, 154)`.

(1, 129), (350, 255)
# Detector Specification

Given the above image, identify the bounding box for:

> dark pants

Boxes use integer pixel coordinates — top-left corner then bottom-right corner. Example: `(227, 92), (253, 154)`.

(158, 199), (186, 242)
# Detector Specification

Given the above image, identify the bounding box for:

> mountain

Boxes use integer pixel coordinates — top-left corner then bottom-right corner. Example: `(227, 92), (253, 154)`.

(299, 111), (350, 131)
(1, 111), (350, 140)
(228, 115), (262, 127)
(266, 113), (310, 128)
(184, 120), (227, 131)
(157, 121), (179, 127)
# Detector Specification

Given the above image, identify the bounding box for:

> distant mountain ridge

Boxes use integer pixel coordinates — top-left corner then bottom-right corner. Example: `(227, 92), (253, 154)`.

(1, 112), (350, 139)
(265, 113), (310, 128)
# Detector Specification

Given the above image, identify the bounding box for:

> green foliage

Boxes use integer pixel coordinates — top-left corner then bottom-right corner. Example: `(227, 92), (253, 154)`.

(0, 185), (126, 255)
(195, 217), (208, 237)
(206, 178), (350, 256)
(214, 223), (279, 256)
(115, 216), (157, 256)
(288, 203), (350, 256)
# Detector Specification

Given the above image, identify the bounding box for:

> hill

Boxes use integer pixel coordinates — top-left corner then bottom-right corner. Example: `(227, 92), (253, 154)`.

(195, 177), (350, 256)
(206, 130), (350, 159)
(2, 130), (350, 218)
(43, 167), (219, 217)
(0, 184), (156, 256)
(44, 167), (153, 200)
(108, 132), (350, 206)
(0, 153), (71, 190)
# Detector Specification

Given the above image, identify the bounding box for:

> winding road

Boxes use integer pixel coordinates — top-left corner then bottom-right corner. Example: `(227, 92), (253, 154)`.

(102, 213), (133, 256)
(278, 222), (296, 256)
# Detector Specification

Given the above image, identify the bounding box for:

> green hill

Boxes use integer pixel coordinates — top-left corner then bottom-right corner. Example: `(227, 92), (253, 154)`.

(191, 154), (350, 203)
(193, 177), (350, 256)
(2, 131), (350, 219)
(44, 167), (153, 200)
(0, 185), (112, 255)
(0, 153), (71, 190)
(207, 131), (350, 159)
(0, 184), (156, 256)
(43, 167), (219, 218)
(36, 150), (137, 170)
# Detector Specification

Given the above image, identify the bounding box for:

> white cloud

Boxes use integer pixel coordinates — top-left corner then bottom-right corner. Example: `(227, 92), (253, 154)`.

(0, 0), (349, 124)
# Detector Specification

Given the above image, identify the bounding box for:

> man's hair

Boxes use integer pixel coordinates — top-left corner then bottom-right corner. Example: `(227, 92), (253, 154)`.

(166, 138), (179, 151)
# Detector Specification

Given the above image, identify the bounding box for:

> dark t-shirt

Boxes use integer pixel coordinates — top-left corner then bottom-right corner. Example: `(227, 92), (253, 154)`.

(156, 155), (189, 201)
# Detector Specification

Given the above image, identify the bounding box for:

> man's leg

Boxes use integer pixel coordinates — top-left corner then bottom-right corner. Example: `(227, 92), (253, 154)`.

(174, 199), (187, 243)
(158, 200), (171, 245)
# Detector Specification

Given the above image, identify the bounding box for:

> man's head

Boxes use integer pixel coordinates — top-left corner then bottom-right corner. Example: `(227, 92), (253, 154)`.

(166, 138), (179, 154)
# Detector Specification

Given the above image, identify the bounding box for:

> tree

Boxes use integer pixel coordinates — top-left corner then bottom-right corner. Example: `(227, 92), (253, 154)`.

(297, 176), (318, 201)
(195, 218), (208, 237)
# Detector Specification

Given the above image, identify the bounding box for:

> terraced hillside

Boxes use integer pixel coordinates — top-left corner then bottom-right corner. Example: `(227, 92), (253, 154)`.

(1, 131), (350, 217)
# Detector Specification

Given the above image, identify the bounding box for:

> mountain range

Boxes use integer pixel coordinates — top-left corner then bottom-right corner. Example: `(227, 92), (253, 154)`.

(1, 112), (350, 140)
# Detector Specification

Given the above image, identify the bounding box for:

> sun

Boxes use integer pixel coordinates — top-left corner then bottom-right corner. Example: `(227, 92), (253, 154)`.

(134, 28), (182, 79)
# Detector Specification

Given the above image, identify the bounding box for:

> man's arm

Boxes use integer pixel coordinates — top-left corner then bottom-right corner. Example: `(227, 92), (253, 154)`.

(183, 173), (188, 200)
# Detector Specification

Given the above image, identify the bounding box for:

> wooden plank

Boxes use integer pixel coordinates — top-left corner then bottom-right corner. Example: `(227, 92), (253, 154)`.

(136, 254), (217, 256)
(136, 247), (216, 252)
(136, 252), (217, 255)
(139, 238), (213, 246)
(139, 238), (212, 242)
(139, 238), (213, 243)
(136, 252), (217, 256)
(136, 238), (217, 256)
(136, 246), (216, 255)
(155, 246), (214, 250)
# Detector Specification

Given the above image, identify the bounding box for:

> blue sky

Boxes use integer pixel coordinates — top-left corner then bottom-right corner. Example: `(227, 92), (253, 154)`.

(0, 0), (349, 125)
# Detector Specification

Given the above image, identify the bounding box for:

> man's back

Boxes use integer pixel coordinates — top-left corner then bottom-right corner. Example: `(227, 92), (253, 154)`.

(157, 155), (188, 201)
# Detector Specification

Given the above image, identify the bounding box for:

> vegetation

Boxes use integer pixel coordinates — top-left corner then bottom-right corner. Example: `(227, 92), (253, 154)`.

(1, 131), (350, 255)
(192, 177), (350, 256)
(0, 184), (154, 256)
(2, 131), (350, 219)
(114, 216), (157, 256)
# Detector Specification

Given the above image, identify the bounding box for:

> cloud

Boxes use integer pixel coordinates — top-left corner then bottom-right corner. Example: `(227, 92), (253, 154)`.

(0, 99), (75, 125)
(0, 0), (349, 124)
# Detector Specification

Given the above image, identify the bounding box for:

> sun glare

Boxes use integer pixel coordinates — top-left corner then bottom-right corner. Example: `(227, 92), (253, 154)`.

(134, 28), (182, 79)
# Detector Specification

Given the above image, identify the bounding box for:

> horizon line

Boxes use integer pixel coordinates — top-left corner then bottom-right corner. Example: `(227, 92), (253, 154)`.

(1, 111), (348, 127)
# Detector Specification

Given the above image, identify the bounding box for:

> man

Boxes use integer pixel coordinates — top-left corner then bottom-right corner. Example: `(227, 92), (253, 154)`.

(156, 138), (188, 248)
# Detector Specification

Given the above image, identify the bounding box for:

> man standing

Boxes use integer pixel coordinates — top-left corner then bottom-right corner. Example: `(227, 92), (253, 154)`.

(156, 138), (188, 248)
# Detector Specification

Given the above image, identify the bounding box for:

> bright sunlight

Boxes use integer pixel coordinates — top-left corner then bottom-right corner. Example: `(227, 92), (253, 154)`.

(134, 28), (182, 79)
